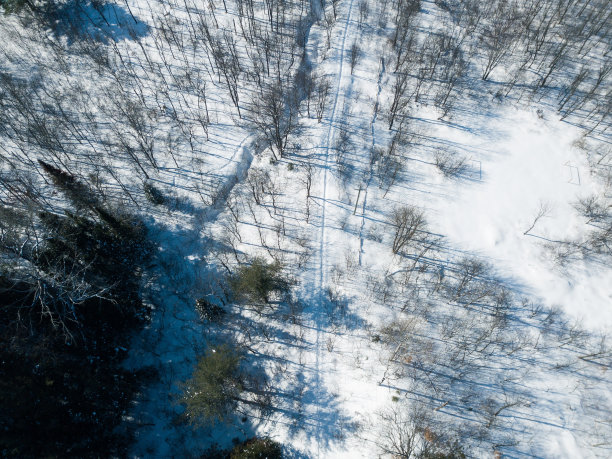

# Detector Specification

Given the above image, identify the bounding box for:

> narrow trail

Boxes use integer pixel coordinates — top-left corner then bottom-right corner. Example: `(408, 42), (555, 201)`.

(313, 0), (355, 455)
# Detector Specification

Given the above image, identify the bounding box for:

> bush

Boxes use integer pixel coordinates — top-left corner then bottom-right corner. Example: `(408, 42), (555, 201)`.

(199, 438), (283, 459)
(196, 297), (225, 322)
(230, 437), (283, 459)
(182, 345), (243, 426)
(421, 439), (466, 459)
(230, 258), (290, 305)
(378, 401), (466, 459)
(144, 181), (166, 205)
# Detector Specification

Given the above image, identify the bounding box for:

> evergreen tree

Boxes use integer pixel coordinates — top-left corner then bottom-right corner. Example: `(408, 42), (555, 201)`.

(230, 257), (290, 305)
(182, 345), (243, 426)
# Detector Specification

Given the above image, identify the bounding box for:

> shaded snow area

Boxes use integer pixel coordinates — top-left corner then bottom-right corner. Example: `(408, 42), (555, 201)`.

(1, 0), (611, 457)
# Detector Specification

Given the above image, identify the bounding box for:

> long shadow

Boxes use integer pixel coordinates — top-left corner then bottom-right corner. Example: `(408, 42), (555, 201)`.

(284, 362), (359, 452)
(230, 295), (360, 454)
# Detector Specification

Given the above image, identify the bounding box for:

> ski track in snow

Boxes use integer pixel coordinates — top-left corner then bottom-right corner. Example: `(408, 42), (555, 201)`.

(313, 0), (355, 455)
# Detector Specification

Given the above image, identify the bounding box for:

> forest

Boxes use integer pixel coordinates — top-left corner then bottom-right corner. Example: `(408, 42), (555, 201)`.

(0, 0), (610, 457)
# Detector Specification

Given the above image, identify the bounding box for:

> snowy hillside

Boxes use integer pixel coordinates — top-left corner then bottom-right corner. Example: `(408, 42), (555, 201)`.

(0, 0), (610, 457)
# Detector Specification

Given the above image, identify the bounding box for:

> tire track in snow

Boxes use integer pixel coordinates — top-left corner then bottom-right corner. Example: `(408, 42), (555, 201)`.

(313, 0), (355, 455)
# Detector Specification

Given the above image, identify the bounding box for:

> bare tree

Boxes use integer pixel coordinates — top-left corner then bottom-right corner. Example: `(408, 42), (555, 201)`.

(246, 168), (271, 205)
(250, 82), (300, 160)
(524, 200), (551, 235)
(434, 149), (467, 178)
(300, 162), (314, 223)
(389, 205), (427, 254)
(378, 401), (428, 458)
(323, 11), (336, 50)
(537, 39), (569, 88)
(480, 2), (518, 81)
(377, 399), (462, 458)
(387, 69), (410, 130)
(358, 0), (369, 28)
(390, 0), (421, 50)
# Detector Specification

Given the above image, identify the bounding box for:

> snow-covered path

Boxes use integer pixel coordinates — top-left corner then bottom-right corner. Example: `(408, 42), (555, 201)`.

(311, 0), (356, 455)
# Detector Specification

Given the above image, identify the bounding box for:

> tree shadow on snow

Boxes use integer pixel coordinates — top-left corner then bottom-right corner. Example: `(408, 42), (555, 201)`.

(48, 0), (148, 44)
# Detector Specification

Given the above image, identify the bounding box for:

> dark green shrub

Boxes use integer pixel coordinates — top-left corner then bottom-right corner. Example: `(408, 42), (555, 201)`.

(144, 181), (166, 205)
(229, 437), (282, 459)
(196, 297), (225, 322)
(38, 160), (100, 212)
(200, 443), (230, 459)
(36, 210), (149, 333)
(0, 270), (142, 457)
(230, 258), (290, 305)
(198, 438), (283, 459)
(0, 340), (139, 457)
(182, 345), (243, 426)
(1, 0), (34, 13)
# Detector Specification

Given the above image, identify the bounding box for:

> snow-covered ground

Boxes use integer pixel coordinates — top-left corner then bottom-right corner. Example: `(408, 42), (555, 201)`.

(427, 107), (612, 331)
(195, 0), (611, 456)
(202, 0), (611, 456)
(1, 0), (611, 457)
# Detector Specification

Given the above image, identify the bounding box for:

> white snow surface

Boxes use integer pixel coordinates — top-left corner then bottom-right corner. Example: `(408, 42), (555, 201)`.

(426, 107), (612, 331)
(125, 0), (612, 456)
(1, 0), (610, 457)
